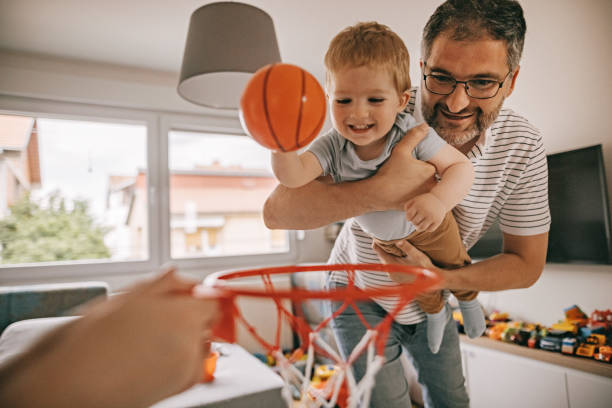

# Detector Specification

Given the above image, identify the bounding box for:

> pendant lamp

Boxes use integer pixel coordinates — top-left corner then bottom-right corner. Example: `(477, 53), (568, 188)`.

(178, 2), (281, 109)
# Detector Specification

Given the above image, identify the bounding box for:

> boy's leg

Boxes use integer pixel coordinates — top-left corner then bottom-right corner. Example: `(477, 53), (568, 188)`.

(373, 237), (448, 354)
(404, 303), (470, 408)
(453, 289), (486, 338)
(329, 283), (413, 408)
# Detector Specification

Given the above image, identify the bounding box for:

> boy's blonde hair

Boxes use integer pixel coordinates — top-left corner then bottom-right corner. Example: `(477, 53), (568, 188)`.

(324, 22), (411, 94)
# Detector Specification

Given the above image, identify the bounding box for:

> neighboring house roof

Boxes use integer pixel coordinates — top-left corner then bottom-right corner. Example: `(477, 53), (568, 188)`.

(107, 166), (277, 215)
(167, 169), (277, 214)
(0, 115), (34, 150)
(0, 114), (41, 185)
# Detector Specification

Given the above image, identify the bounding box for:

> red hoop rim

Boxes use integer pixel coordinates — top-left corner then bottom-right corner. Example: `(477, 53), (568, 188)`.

(204, 263), (441, 301)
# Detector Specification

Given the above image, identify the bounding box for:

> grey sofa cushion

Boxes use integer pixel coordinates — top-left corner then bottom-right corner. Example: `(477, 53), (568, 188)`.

(0, 281), (108, 333)
(0, 316), (78, 366)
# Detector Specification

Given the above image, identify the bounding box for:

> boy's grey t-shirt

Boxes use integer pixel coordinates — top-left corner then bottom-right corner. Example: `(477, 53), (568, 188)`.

(308, 109), (446, 240)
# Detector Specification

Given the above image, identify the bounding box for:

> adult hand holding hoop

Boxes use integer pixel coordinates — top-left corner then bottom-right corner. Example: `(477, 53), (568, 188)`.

(0, 268), (221, 408)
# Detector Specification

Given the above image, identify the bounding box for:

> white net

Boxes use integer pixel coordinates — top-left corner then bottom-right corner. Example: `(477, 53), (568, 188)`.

(274, 329), (385, 408)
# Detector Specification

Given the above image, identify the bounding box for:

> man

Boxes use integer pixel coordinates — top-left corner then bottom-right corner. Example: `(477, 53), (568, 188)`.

(264, 0), (549, 406)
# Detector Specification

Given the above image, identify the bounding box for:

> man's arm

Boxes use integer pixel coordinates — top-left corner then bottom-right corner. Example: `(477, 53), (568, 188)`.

(375, 231), (548, 291)
(264, 123), (436, 230)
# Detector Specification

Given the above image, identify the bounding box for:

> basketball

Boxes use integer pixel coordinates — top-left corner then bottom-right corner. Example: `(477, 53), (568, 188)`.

(239, 63), (326, 152)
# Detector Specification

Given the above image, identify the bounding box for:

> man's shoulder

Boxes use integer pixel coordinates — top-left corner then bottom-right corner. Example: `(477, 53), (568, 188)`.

(489, 108), (543, 146)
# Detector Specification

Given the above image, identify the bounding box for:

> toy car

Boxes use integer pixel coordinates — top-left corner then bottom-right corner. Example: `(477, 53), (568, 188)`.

(589, 309), (612, 332)
(528, 331), (540, 349)
(501, 327), (519, 344)
(594, 346), (612, 363)
(563, 305), (589, 327)
(488, 312), (509, 322)
(575, 334), (606, 358)
(540, 335), (562, 352)
(540, 330), (570, 352)
(561, 337), (577, 355)
(486, 322), (507, 341)
(552, 320), (579, 334)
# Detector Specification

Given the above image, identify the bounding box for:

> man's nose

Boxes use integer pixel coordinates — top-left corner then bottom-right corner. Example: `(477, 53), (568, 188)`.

(444, 84), (471, 113)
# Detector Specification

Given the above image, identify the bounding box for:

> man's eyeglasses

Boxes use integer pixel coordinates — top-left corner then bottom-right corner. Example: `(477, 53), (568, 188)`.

(422, 62), (512, 99)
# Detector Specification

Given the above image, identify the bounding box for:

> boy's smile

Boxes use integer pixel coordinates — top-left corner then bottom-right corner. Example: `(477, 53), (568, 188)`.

(327, 65), (409, 160)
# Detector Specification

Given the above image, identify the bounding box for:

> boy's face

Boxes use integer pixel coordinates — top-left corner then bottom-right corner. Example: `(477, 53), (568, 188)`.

(327, 65), (409, 158)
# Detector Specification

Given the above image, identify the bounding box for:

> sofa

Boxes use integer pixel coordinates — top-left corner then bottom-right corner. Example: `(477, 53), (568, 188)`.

(0, 281), (108, 366)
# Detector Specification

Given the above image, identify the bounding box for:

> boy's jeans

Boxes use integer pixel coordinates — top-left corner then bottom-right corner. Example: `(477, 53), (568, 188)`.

(328, 282), (470, 408)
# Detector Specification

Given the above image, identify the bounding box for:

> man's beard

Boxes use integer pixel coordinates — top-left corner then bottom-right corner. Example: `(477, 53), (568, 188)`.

(422, 100), (503, 148)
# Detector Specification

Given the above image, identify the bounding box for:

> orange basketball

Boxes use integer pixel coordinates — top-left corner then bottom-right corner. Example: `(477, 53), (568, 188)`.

(240, 63), (326, 152)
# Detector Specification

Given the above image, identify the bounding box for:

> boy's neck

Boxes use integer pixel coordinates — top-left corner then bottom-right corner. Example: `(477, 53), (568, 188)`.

(353, 136), (388, 161)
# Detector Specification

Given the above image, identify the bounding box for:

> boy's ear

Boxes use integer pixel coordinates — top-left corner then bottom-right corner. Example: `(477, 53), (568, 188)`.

(397, 89), (411, 111)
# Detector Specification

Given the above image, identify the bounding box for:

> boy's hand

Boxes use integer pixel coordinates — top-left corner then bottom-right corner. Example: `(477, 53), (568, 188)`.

(404, 192), (446, 232)
(370, 123), (437, 211)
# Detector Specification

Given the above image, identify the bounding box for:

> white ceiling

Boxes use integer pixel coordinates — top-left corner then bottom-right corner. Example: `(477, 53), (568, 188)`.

(0, 0), (441, 82)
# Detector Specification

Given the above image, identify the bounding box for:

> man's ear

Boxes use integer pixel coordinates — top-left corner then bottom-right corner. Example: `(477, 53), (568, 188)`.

(506, 65), (520, 97)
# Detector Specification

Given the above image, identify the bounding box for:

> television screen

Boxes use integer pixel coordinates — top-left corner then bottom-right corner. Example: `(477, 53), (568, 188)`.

(468, 144), (612, 264)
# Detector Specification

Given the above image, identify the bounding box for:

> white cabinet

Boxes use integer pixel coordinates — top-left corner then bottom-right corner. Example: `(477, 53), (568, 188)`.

(566, 370), (612, 408)
(461, 341), (612, 408)
(462, 343), (568, 408)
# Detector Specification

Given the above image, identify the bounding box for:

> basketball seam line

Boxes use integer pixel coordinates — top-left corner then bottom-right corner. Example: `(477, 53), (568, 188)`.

(294, 68), (305, 150)
(263, 64), (285, 152)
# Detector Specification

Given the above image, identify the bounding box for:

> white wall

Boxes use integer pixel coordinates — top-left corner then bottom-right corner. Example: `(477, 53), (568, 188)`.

(0, 1), (611, 322)
(479, 0), (612, 324)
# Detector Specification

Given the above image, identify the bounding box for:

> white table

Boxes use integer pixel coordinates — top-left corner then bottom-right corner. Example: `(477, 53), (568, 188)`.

(151, 343), (286, 408)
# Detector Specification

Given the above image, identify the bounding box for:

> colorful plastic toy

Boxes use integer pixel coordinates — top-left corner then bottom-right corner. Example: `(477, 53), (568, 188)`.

(561, 337), (577, 355)
(589, 309), (612, 332)
(564, 305), (589, 326)
(486, 322), (507, 341)
(540, 330), (570, 352)
(576, 334), (606, 358)
(488, 311), (509, 322)
(594, 345), (612, 363)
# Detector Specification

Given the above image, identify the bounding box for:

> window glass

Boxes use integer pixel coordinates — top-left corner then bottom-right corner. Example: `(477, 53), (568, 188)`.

(168, 130), (287, 258)
(0, 114), (148, 265)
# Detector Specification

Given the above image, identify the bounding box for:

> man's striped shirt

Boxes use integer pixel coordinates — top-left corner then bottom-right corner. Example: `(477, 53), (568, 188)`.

(328, 88), (551, 324)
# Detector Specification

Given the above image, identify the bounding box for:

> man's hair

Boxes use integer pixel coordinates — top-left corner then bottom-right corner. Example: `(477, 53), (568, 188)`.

(324, 22), (411, 94)
(422, 0), (526, 71)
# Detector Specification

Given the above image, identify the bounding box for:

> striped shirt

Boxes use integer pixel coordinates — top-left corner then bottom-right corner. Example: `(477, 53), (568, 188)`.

(329, 88), (551, 324)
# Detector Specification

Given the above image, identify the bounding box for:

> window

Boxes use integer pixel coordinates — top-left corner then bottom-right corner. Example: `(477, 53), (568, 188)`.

(0, 114), (148, 266)
(0, 98), (296, 281)
(168, 130), (289, 259)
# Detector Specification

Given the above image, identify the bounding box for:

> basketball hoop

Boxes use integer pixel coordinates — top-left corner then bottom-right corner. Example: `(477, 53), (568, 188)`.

(202, 263), (440, 408)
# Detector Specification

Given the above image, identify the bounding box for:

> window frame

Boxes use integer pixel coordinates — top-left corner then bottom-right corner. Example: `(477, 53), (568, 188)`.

(0, 95), (297, 282)
(160, 113), (297, 271)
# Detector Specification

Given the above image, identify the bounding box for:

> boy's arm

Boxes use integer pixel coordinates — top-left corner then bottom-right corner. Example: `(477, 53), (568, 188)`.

(403, 143), (473, 231)
(425, 143), (474, 211)
(271, 150), (323, 188)
(264, 124), (436, 229)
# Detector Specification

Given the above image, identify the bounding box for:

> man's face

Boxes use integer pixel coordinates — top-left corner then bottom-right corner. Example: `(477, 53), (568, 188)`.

(421, 33), (519, 149)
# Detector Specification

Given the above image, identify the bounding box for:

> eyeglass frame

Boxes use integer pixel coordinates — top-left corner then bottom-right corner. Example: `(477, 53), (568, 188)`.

(422, 61), (513, 100)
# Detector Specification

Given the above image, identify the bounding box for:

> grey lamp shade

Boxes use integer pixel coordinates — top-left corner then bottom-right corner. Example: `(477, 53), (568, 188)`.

(178, 2), (281, 110)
